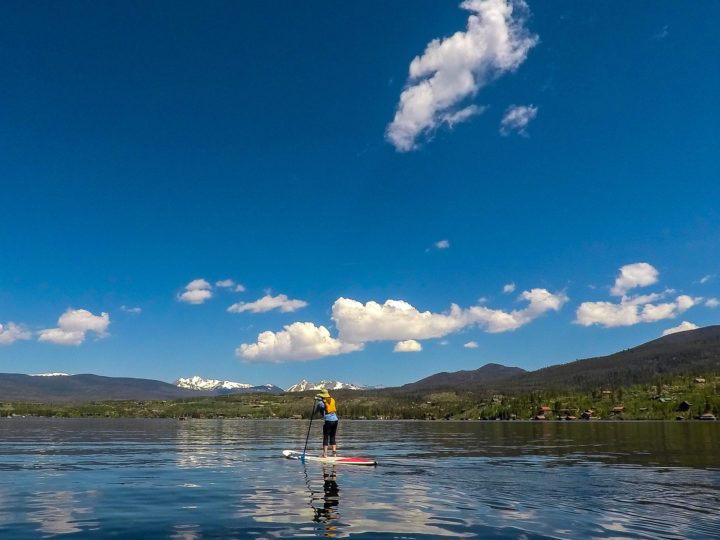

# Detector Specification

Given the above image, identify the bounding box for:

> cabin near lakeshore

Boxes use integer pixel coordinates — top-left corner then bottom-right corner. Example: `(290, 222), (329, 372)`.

(677, 401), (692, 412)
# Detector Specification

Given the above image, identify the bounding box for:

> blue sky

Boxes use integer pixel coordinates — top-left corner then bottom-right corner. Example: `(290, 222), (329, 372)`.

(1, 1), (719, 388)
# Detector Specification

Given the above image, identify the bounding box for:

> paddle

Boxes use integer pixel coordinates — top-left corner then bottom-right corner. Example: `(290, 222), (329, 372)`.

(301, 400), (317, 461)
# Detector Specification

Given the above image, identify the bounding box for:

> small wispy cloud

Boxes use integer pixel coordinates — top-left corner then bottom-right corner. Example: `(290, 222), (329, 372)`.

(228, 294), (308, 314)
(120, 305), (142, 314)
(499, 104), (538, 136)
(394, 339), (422, 352)
(706, 298), (719, 308)
(0, 322), (32, 345)
(216, 279), (246, 292)
(699, 274), (714, 284)
(426, 239), (450, 252)
(503, 283), (516, 294)
(178, 279), (213, 304)
(464, 341), (479, 348)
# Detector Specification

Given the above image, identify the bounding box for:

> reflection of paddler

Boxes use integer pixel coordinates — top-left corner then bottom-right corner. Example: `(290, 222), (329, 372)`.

(322, 465), (339, 507)
(312, 465), (340, 534)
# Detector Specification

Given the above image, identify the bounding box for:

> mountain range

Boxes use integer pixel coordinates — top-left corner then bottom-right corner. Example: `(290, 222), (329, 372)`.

(172, 376), (283, 395)
(174, 375), (254, 391)
(284, 379), (370, 392)
(2, 325), (718, 403)
(173, 376), (365, 393)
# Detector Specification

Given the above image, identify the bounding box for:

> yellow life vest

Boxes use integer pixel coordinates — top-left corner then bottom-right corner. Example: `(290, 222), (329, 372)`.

(322, 397), (337, 414)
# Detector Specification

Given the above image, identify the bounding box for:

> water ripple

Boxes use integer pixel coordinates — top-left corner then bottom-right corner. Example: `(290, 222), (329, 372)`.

(0, 418), (718, 538)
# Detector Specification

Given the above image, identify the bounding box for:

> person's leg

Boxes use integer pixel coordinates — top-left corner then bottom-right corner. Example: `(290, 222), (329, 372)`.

(322, 422), (330, 457)
(329, 421), (338, 455)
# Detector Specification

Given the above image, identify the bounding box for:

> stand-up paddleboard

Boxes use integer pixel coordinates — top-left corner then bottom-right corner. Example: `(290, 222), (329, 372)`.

(283, 450), (377, 466)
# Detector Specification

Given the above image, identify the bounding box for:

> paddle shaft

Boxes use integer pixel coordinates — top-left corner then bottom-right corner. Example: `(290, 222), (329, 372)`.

(301, 401), (317, 457)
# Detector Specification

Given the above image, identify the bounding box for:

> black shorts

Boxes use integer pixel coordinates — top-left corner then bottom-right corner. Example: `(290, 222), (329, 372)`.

(323, 420), (338, 446)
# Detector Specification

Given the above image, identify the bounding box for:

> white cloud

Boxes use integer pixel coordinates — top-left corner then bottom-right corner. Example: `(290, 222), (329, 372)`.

(576, 295), (696, 328)
(38, 309), (110, 346)
(619, 292), (664, 306)
(37, 328), (86, 346)
(178, 279), (213, 304)
(700, 274), (714, 284)
(706, 298), (719, 308)
(236, 322), (363, 363)
(332, 298), (467, 343)
(577, 264), (699, 328)
(120, 305), (142, 314)
(439, 340), (449, 345)
(503, 283), (516, 293)
(238, 288), (565, 362)
(186, 278), (211, 290)
(394, 339), (422, 352)
(227, 294), (308, 314)
(662, 321), (699, 336)
(610, 263), (659, 296)
(0, 322), (32, 345)
(385, 0), (537, 151)
(179, 289), (212, 304)
(435, 239), (450, 249)
(333, 289), (566, 342)
(575, 301), (640, 328)
(215, 279), (246, 292)
(467, 288), (568, 333)
(464, 341), (479, 348)
(499, 104), (537, 136)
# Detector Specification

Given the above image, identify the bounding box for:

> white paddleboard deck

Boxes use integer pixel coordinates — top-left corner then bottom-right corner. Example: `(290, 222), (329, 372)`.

(283, 450), (377, 466)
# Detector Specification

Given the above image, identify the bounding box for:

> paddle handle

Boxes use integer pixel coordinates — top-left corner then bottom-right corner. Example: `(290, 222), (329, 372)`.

(301, 401), (317, 458)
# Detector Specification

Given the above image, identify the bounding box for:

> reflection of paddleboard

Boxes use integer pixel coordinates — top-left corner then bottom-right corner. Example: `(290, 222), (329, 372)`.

(283, 450), (377, 466)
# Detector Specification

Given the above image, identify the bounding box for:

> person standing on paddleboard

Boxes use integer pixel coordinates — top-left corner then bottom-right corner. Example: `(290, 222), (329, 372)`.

(315, 389), (338, 458)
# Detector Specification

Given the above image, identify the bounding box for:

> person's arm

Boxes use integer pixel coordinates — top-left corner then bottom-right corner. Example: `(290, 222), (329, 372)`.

(316, 397), (326, 414)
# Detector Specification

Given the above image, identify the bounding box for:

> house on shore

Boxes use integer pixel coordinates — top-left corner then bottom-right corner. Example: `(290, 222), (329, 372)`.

(677, 401), (692, 412)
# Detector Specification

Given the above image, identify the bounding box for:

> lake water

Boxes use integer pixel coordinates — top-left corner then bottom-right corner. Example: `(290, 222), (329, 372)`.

(0, 419), (718, 539)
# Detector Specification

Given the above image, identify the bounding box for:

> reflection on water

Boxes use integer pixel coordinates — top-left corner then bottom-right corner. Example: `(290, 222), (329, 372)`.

(0, 418), (718, 538)
(309, 465), (340, 535)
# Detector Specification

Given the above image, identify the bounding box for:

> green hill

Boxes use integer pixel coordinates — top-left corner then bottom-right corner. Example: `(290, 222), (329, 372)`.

(494, 325), (720, 393)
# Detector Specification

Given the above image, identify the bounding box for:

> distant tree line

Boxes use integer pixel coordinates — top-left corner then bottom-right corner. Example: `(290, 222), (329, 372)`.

(1, 372), (718, 421)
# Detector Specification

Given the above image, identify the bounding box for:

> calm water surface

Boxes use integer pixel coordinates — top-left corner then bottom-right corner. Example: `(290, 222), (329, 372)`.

(0, 418), (718, 539)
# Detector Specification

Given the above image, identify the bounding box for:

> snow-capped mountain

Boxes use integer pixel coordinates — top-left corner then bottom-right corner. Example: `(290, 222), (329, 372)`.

(285, 379), (368, 392)
(174, 375), (253, 391)
(30, 372), (70, 377)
